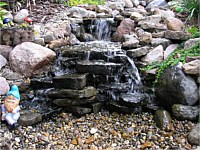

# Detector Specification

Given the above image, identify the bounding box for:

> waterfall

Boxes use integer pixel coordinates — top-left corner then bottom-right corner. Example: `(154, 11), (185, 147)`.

(90, 19), (112, 41)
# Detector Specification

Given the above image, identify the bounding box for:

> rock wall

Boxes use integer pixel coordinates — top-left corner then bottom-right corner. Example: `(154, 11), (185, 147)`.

(0, 27), (34, 46)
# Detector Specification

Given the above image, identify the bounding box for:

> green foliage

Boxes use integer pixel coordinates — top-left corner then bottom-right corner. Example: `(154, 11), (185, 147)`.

(141, 42), (200, 85)
(0, 2), (7, 27)
(66, 0), (106, 6)
(187, 26), (200, 38)
(181, 0), (199, 19)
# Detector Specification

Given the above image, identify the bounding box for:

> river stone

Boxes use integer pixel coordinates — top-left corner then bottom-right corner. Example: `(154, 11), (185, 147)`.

(13, 9), (29, 23)
(153, 8), (175, 20)
(172, 104), (200, 121)
(9, 42), (56, 77)
(53, 96), (96, 107)
(47, 86), (97, 99)
(138, 15), (161, 25)
(119, 92), (148, 107)
(0, 77), (10, 95)
(124, 0), (133, 8)
(76, 61), (122, 75)
(90, 102), (103, 113)
(140, 22), (167, 31)
(182, 60), (200, 76)
(165, 17), (185, 31)
(0, 55), (7, 70)
(164, 44), (179, 59)
(139, 32), (152, 44)
(151, 38), (171, 49)
(188, 123), (200, 146)
(1, 68), (22, 80)
(112, 18), (135, 42)
(184, 38), (200, 49)
(0, 45), (13, 60)
(141, 45), (164, 65)
(106, 101), (142, 114)
(127, 46), (150, 58)
(53, 73), (88, 90)
(164, 30), (190, 40)
(122, 34), (139, 48)
(153, 109), (173, 131)
(155, 66), (198, 109)
(65, 106), (92, 116)
(146, 0), (168, 8)
(19, 110), (42, 126)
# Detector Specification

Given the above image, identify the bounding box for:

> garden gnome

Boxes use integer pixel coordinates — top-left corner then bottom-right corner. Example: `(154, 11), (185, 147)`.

(1, 85), (20, 129)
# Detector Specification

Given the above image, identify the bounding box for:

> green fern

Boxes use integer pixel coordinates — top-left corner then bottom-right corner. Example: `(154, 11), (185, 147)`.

(140, 42), (200, 85)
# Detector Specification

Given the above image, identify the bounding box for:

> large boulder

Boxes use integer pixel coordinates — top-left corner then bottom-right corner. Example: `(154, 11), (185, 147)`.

(9, 42), (56, 77)
(155, 66), (199, 109)
(112, 18), (135, 42)
(188, 123), (200, 146)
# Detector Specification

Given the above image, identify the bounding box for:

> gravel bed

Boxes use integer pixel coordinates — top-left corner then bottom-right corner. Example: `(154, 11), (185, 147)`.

(0, 110), (198, 150)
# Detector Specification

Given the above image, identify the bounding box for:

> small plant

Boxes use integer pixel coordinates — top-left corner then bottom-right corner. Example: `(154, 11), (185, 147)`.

(66, 0), (106, 6)
(140, 42), (200, 85)
(181, 0), (199, 19)
(187, 26), (200, 38)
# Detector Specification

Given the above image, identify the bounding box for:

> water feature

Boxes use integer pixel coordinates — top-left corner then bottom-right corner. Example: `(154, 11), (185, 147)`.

(28, 18), (157, 117)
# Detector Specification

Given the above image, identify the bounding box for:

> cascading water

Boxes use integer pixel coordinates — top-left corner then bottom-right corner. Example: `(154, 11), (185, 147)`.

(90, 18), (112, 41)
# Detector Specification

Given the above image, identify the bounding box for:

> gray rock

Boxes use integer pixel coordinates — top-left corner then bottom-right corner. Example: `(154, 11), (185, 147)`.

(65, 106), (92, 116)
(91, 102), (103, 113)
(19, 110), (42, 126)
(112, 18), (135, 42)
(172, 104), (199, 121)
(34, 38), (45, 46)
(124, 0), (134, 8)
(122, 34), (139, 48)
(127, 46), (150, 58)
(184, 38), (200, 49)
(43, 33), (55, 43)
(53, 96), (96, 107)
(188, 123), (200, 146)
(76, 61), (122, 75)
(164, 17), (185, 31)
(140, 22), (167, 31)
(106, 101), (142, 114)
(146, 0), (168, 8)
(153, 8), (175, 20)
(154, 109), (173, 131)
(155, 66), (199, 109)
(14, 9), (29, 23)
(9, 42), (56, 77)
(53, 73), (88, 90)
(0, 77), (10, 95)
(138, 15), (162, 25)
(151, 38), (171, 49)
(164, 44), (179, 59)
(131, 0), (139, 6)
(1, 68), (22, 80)
(47, 86), (97, 99)
(182, 60), (200, 76)
(0, 45), (13, 60)
(141, 45), (164, 65)
(68, 6), (96, 18)
(164, 30), (190, 40)
(0, 55), (7, 70)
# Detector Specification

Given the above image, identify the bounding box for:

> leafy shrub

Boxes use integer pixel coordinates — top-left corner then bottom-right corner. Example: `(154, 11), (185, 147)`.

(187, 26), (200, 38)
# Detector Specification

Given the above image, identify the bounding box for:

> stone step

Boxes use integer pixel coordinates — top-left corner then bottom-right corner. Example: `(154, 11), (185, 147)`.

(53, 96), (96, 107)
(65, 106), (92, 117)
(106, 101), (142, 114)
(76, 60), (122, 75)
(47, 86), (97, 99)
(61, 41), (122, 61)
(31, 77), (53, 90)
(53, 73), (88, 90)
